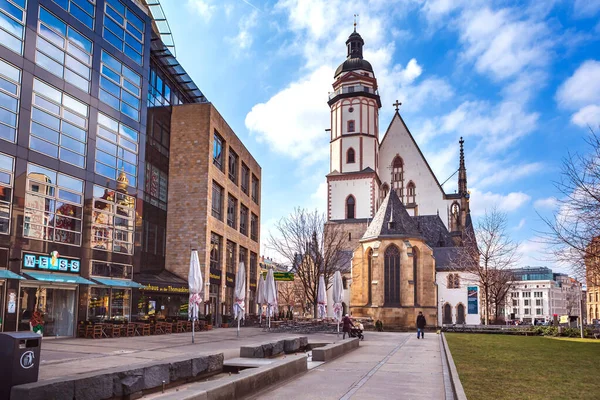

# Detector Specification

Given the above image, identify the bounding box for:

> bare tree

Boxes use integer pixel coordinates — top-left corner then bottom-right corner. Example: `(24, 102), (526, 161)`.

(451, 208), (519, 325)
(267, 208), (347, 318)
(539, 127), (600, 280)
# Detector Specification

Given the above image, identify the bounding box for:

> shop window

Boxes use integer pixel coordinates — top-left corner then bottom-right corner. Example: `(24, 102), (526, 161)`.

(0, 153), (14, 234)
(0, 0), (27, 55)
(24, 164), (84, 245)
(103, 0), (144, 65)
(88, 286), (130, 322)
(91, 184), (135, 254)
(99, 51), (142, 120)
(226, 240), (236, 274)
(30, 78), (89, 168)
(52, 0), (95, 29)
(36, 7), (93, 93)
(227, 195), (237, 229)
(0, 59), (21, 143)
(19, 286), (76, 336)
(95, 112), (139, 187)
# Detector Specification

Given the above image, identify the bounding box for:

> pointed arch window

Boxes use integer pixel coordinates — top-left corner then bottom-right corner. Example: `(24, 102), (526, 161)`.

(347, 148), (355, 164)
(443, 303), (453, 324)
(407, 181), (416, 204)
(457, 304), (466, 324)
(384, 245), (401, 305)
(391, 156), (404, 201)
(346, 195), (355, 219)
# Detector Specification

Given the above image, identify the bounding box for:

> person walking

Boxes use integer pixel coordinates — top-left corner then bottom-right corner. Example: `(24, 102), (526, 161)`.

(416, 311), (426, 339)
(342, 314), (353, 339)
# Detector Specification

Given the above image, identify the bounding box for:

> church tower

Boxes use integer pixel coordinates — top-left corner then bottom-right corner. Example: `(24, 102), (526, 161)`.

(327, 27), (382, 223)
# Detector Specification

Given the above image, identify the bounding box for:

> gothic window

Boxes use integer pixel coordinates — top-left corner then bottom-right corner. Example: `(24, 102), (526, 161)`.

(347, 148), (355, 164)
(367, 248), (373, 304)
(454, 274), (460, 288)
(457, 304), (465, 324)
(347, 120), (355, 133)
(413, 247), (419, 306)
(443, 303), (453, 324)
(384, 245), (401, 305)
(407, 181), (416, 204)
(346, 195), (355, 219)
(451, 202), (460, 230)
(447, 274), (455, 289)
(391, 156), (404, 201)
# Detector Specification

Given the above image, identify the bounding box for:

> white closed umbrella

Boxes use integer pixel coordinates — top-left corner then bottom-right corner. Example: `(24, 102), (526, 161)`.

(317, 275), (327, 319)
(234, 262), (246, 338)
(265, 269), (278, 330)
(188, 250), (203, 344)
(257, 274), (265, 325)
(332, 271), (344, 338)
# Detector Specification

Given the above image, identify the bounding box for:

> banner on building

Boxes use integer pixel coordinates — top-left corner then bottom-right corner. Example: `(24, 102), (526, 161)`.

(225, 272), (235, 288)
(209, 268), (222, 285)
(260, 272), (294, 281)
(467, 286), (478, 314)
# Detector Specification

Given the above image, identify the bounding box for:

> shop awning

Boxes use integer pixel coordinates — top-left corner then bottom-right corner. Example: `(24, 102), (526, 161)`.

(0, 270), (25, 280)
(24, 272), (96, 285)
(135, 270), (189, 294)
(92, 277), (145, 288)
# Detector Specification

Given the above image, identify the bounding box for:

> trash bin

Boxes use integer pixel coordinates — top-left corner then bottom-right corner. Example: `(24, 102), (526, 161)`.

(0, 332), (42, 400)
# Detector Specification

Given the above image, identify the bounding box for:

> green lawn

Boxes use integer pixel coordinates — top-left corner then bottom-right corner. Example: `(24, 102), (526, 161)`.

(445, 333), (600, 400)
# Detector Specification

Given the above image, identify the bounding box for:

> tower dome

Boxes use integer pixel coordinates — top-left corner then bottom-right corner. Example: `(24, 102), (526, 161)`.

(335, 30), (373, 77)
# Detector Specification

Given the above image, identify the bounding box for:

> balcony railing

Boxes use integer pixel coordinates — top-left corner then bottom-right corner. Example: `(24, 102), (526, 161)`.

(329, 85), (379, 100)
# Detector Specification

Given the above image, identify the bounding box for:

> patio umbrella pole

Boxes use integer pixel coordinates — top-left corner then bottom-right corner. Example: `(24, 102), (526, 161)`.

(237, 317), (240, 338)
(192, 305), (195, 344)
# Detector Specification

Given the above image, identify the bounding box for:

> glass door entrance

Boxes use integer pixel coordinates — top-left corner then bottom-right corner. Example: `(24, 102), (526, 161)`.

(18, 285), (76, 337)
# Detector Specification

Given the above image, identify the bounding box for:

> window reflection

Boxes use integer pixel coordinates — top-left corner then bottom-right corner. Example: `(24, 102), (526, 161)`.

(91, 184), (135, 254)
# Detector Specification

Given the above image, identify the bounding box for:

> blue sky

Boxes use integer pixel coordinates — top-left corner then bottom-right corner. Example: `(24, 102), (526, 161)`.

(160, 0), (600, 272)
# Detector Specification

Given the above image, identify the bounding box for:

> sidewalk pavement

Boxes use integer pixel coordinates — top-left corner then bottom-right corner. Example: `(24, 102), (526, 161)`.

(246, 331), (445, 400)
(37, 328), (333, 381)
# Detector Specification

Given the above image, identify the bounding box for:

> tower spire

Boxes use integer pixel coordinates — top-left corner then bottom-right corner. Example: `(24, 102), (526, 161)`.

(353, 14), (358, 32)
(458, 137), (467, 195)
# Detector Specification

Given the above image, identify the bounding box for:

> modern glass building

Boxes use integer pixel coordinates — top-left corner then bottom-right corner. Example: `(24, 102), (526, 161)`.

(0, 0), (208, 336)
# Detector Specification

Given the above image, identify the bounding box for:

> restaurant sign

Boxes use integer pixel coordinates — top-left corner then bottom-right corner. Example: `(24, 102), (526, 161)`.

(209, 268), (222, 285)
(23, 252), (80, 273)
(141, 285), (188, 294)
(225, 272), (235, 288)
(249, 279), (257, 289)
(261, 272), (294, 281)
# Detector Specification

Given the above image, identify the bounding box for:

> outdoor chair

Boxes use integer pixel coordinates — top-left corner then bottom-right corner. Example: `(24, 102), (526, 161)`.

(163, 322), (173, 334)
(141, 323), (151, 336)
(107, 324), (121, 338)
(92, 324), (103, 339)
(125, 324), (135, 337)
(77, 324), (86, 338)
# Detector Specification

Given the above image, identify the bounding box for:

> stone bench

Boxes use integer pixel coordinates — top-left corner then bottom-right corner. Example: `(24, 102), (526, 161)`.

(240, 336), (308, 358)
(311, 338), (359, 362)
(11, 353), (224, 400)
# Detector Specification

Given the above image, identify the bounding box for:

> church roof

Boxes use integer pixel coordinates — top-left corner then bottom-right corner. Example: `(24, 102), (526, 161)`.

(414, 215), (455, 248)
(362, 190), (422, 240)
(335, 58), (374, 76)
(326, 167), (376, 178)
(433, 247), (478, 271)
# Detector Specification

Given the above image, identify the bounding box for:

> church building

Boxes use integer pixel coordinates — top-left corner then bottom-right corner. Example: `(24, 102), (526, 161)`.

(326, 27), (480, 328)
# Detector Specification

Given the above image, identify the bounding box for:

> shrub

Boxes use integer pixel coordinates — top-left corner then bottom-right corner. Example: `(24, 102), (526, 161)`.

(562, 327), (580, 338)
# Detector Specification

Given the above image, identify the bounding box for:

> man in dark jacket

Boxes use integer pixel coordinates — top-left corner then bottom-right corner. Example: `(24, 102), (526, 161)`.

(416, 311), (426, 339)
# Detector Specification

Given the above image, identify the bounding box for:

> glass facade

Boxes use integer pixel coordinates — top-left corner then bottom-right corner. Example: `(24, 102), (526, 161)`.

(0, 0), (27, 55)
(0, 152), (13, 234)
(102, 0), (144, 65)
(36, 7), (93, 92)
(30, 78), (89, 167)
(99, 50), (142, 120)
(95, 112), (139, 186)
(52, 0), (95, 30)
(0, 58), (21, 143)
(91, 184), (135, 254)
(144, 162), (167, 210)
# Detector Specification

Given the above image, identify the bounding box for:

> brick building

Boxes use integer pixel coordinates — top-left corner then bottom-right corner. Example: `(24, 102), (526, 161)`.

(166, 103), (261, 326)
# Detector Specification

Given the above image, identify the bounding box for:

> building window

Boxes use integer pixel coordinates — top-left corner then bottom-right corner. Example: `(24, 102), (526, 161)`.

(88, 287), (131, 322)
(512, 299), (518, 306)
(534, 291), (543, 298)
(407, 181), (416, 204)
(52, 0), (95, 29)
(250, 213), (258, 242)
(99, 50), (142, 121)
(239, 246), (247, 266)
(0, 0), (26, 55)
(24, 164), (84, 245)
(391, 156), (404, 200)
(148, 66), (179, 107)
(103, 0), (144, 65)
(210, 233), (222, 270)
(523, 292), (531, 298)
(384, 245), (401, 305)
(91, 184), (135, 254)
(213, 132), (224, 171)
(347, 148), (355, 164)
(251, 174), (259, 204)
(0, 58), (21, 143)
(227, 195), (237, 229)
(346, 196), (355, 219)
(211, 181), (223, 221)
(142, 221), (165, 256)
(36, 7), (93, 93)
(95, 112), (139, 187)
(147, 107), (170, 156)
(524, 308), (530, 315)
(524, 299), (530, 306)
(91, 260), (132, 279)
(226, 240), (236, 274)
(144, 163), (167, 210)
(228, 149), (238, 184)
(240, 204), (248, 236)
(30, 78), (89, 168)
(0, 152), (14, 234)
(347, 120), (355, 133)
(250, 252), (257, 278)
(241, 163), (249, 195)
(536, 299), (542, 306)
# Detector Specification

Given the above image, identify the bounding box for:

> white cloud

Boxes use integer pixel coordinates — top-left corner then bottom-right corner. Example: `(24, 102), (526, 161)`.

(515, 218), (526, 230)
(245, 66), (332, 164)
(517, 239), (552, 268)
(474, 162), (543, 188)
(534, 197), (558, 210)
(573, 0), (600, 18)
(228, 10), (259, 50)
(469, 188), (531, 216)
(556, 60), (600, 109)
(571, 105), (600, 127)
(186, 0), (217, 21)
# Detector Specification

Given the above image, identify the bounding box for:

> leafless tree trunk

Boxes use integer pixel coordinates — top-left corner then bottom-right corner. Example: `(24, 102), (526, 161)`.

(539, 127), (600, 281)
(451, 208), (519, 325)
(267, 208), (347, 318)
